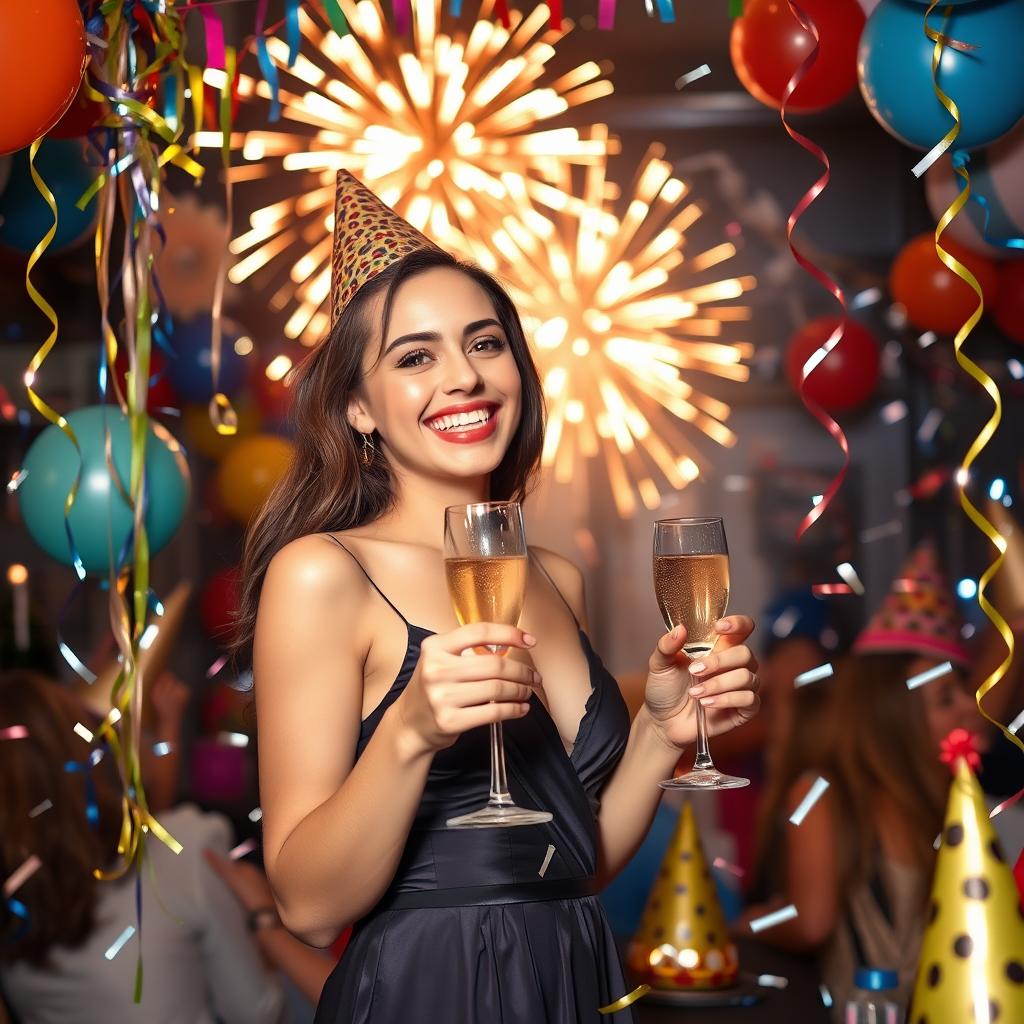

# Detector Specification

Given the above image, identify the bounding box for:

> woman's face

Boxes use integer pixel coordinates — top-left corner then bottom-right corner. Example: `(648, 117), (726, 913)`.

(350, 266), (523, 484)
(912, 656), (992, 754)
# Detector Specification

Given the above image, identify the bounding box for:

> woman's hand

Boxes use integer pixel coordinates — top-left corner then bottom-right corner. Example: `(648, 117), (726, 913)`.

(394, 623), (543, 757)
(643, 616), (760, 750)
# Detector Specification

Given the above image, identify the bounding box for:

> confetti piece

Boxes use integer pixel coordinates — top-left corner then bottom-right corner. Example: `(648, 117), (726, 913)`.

(749, 903), (798, 933)
(73, 722), (94, 744)
(917, 331), (938, 349)
(139, 623), (160, 649)
(989, 785), (1024, 819)
(859, 520), (902, 544)
(538, 844), (556, 877)
(104, 925), (136, 960)
(850, 287), (882, 310)
(152, 741), (174, 757)
(933, 833), (942, 850)
(675, 64), (711, 89)
(0, 725), (28, 740)
(819, 984), (833, 1008)
(794, 663), (833, 687)
(880, 400), (908, 424)
(229, 838), (257, 860)
(771, 607), (800, 639)
(217, 731), (249, 748)
(788, 776), (830, 826)
(812, 584), (853, 596)
(6, 469), (27, 494)
(917, 408), (943, 444)
(1008, 707), (1024, 736)
(248, 807), (263, 822)
(712, 856), (744, 878)
(1008, 358), (1024, 381)
(4, 855), (41, 897)
(29, 799), (53, 818)
(757, 974), (789, 989)
(836, 562), (864, 595)
(206, 654), (228, 679)
(906, 660), (953, 690)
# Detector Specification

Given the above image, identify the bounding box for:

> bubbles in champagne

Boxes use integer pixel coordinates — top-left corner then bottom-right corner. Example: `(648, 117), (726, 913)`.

(445, 556), (528, 628)
(653, 554), (730, 653)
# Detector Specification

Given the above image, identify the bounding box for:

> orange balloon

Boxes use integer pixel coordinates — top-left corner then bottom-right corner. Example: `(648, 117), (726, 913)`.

(0, 0), (87, 156)
(183, 402), (262, 462)
(889, 234), (1000, 334)
(215, 434), (295, 525)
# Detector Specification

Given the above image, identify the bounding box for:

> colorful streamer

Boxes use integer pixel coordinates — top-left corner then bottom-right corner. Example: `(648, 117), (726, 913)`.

(598, 984), (651, 1015)
(923, 2), (1024, 775)
(780, 2), (851, 542)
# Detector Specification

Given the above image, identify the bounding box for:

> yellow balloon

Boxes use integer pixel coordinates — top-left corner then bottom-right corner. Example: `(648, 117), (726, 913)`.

(216, 434), (295, 525)
(182, 402), (262, 462)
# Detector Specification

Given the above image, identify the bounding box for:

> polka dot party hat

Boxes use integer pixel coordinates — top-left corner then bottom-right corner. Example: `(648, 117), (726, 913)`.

(330, 170), (441, 325)
(626, 801), (739, 991)
(853, 539), (970, 667)
(909, 731), (1024, 1024)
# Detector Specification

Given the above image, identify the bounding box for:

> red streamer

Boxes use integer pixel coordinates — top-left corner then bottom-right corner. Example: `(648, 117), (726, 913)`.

(780, 1), (851, 543)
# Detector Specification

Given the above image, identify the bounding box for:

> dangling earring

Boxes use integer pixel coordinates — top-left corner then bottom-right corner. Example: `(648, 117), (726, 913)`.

(360, 432), (376, 467)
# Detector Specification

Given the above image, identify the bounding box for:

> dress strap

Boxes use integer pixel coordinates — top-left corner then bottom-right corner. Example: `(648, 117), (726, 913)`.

(531, 551), (580, 628)
(322, 534), (410, 626)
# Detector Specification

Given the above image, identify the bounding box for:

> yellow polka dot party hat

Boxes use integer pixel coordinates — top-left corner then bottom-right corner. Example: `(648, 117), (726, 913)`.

(627, 801), (739, 990)
(330, 170), (440, 326)
(908, 730), (1024, 1024)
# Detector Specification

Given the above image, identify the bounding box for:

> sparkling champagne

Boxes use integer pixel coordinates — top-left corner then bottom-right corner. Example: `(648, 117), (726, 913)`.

(444, 556), (528, 629)
(653, 553), (730, 655)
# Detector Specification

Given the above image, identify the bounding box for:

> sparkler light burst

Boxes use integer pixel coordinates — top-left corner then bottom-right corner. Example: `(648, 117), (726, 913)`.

(226, 0), (615, 344)
(450, 139), (756, 517)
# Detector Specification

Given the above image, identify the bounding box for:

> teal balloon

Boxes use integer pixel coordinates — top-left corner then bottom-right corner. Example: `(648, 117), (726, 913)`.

(0, 139), (98, 253)
(18, 405), (190, 575)
(858, 0), (1024, 152)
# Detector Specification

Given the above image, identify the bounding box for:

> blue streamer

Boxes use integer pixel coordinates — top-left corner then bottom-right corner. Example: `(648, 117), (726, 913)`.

(450, 0), (464, 14)
(257, 37), (281, 122)
(5, 898), (30, 941)
(285, 0), (300, 68)
(655, 0), (676, 22)
(64, 747), (106, 828)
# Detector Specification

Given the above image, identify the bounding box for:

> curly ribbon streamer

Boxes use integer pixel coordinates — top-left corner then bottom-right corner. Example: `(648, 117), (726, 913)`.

(322, 0), (350, 38)
(952, 150), (1024, 252)
(598, 984), (651, 1015)
(780, 2), (851, 542)
(923, 2), (1024, 788)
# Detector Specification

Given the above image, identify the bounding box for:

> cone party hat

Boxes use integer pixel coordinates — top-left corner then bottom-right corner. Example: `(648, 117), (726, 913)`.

(909, 730), (1024, 1023)
(627, 801), (739, 990)
(986, 498), (1024, 629)
(853, 539), (970, 667)
(330, 170), (440, 325)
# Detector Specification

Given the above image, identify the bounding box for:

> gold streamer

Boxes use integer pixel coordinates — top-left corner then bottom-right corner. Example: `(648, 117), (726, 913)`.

(925, 1), (1023, 761)
(598, 984), (651, 1015)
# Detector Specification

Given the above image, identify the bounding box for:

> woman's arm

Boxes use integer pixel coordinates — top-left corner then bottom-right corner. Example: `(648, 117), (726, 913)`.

(736, 776), (840, 951)
(257, 536), (540, 947)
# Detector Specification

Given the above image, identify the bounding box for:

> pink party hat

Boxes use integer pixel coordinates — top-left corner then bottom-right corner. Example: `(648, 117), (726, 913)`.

(853, 540), (970, 666)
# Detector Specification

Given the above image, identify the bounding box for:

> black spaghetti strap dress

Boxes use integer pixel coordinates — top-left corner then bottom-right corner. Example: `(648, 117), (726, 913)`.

(313, 544), (637, 1023)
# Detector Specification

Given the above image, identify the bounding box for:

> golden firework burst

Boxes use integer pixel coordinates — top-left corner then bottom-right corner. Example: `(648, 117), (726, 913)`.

(449, 138), (756, 517)
(221, 0), (615, 345)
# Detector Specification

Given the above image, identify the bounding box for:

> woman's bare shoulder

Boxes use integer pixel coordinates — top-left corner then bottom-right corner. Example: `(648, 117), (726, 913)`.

(530, 546), (586, 622)
(262, 533), (371, 607)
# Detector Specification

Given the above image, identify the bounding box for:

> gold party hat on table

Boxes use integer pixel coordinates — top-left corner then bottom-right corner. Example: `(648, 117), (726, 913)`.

(330, 170), (440, 325)
(627, 801), (739, 990)
(909, 731), (1024, 1023)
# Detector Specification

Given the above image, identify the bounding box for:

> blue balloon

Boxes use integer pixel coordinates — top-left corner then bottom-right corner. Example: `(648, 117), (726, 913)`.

(859, 0), (1024, 152)
(167, 314), (249, 403)
(0, 139), (98, 253)
(18, 405), (190, 575)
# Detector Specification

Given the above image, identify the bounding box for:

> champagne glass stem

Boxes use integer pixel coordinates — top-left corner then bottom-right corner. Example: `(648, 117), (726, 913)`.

(692, 702), (714, 772)
(488, 723), (514, 806)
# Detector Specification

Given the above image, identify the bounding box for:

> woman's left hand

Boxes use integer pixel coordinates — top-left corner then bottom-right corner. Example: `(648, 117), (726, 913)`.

(643, 616), (760, 750)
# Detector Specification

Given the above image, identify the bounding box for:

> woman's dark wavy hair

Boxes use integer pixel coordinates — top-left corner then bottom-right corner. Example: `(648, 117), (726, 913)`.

(233, 248), (546, 658)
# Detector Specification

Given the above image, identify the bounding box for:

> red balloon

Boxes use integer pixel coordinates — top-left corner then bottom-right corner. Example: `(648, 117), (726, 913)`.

(199, 568), (240, 644)
(730, 0), (865, 112)
(786, 317), (880, 413)
(112, 347), (179, 414)
(0, 0), (87, 156)
(251, 344), (306, 423)
(49, 82), (106, 139)
(993, 263), (1024, 344)
(889, 233), (1000, 334)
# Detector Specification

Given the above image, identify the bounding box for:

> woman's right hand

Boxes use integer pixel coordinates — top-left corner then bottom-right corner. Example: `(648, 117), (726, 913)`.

(394, 623), (542, 756)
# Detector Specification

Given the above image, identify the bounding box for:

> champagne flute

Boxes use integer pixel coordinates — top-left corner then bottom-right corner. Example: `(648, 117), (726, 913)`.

(653, 517), (749, 790)
(443, 501), (553, 829)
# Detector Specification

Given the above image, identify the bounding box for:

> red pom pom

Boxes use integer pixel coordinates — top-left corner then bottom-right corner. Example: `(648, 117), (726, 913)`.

(939, 728), (981, 772)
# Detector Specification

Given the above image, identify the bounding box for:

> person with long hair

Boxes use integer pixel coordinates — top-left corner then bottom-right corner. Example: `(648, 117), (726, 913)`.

(238, 171), (762, 1022)
(740, 542), (993, 1017)
(0, 670), (287, 1023)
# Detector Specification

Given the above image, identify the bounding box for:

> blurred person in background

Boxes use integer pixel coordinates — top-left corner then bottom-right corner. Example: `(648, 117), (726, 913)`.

(0, 670), (325, 1024)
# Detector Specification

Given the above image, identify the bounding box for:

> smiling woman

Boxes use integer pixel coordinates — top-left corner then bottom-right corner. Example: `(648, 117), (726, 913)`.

(234, 171), (761, 1024)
